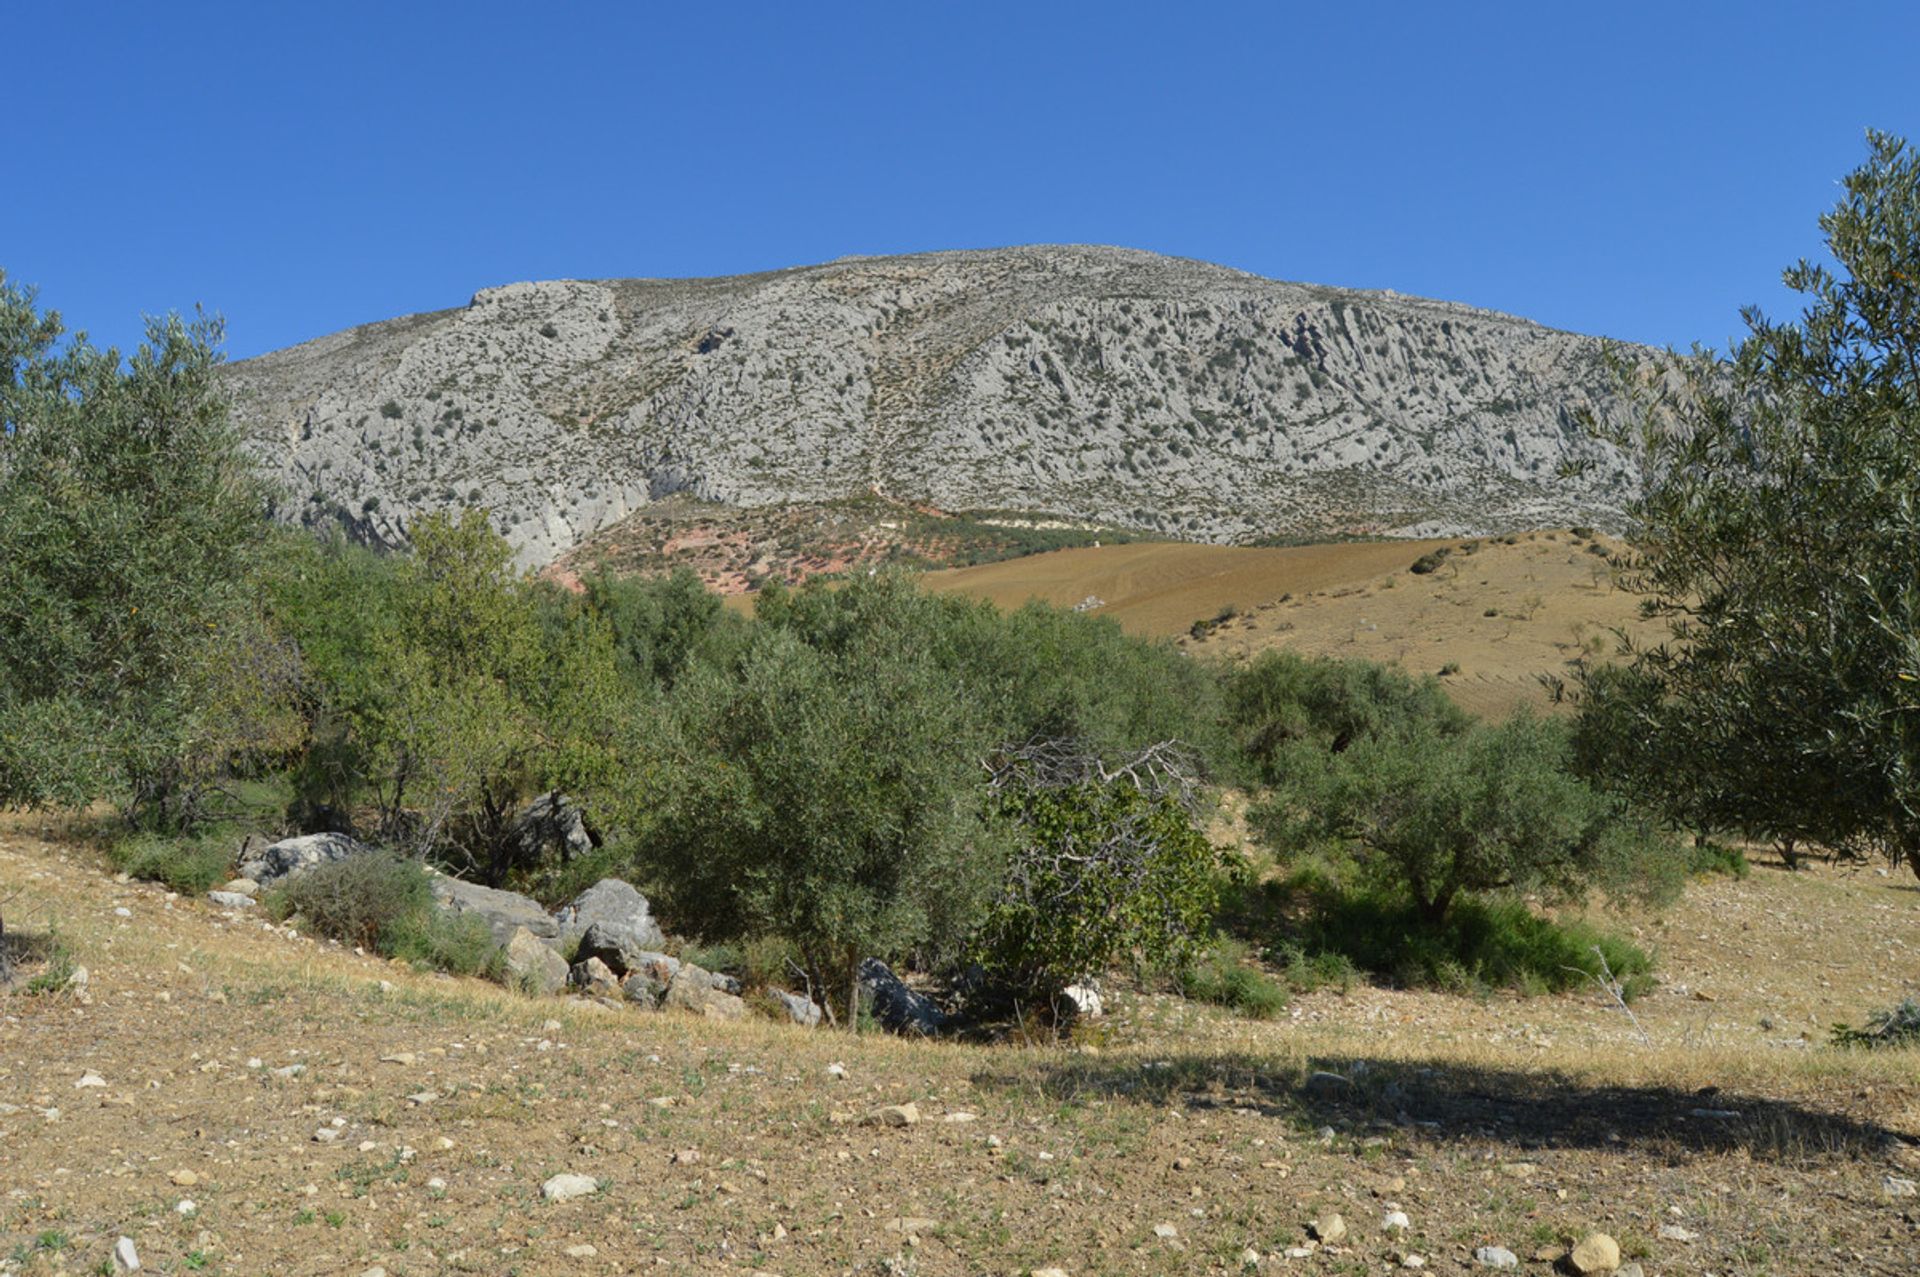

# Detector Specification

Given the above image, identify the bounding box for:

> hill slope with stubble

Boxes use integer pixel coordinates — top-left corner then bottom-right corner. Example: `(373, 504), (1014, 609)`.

(225, 246), (1647, 567)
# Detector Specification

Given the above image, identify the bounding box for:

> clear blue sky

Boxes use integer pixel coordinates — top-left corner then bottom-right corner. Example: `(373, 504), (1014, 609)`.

(7, 1), (1916, 360)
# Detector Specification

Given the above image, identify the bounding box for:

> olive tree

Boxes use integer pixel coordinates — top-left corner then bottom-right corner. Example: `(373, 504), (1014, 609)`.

(1567, 131), (1920, 873)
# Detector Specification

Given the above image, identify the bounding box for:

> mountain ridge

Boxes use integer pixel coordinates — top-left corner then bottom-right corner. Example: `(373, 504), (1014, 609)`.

(223, 245), (1647, 568)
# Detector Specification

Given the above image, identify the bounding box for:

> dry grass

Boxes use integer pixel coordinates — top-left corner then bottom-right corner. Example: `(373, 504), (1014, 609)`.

(926, 532), (1658, 718)
(5, 813), (1920, 1275)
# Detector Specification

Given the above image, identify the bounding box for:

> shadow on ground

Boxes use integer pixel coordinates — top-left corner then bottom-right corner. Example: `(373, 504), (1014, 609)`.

(972, 1051), (1916, 1163)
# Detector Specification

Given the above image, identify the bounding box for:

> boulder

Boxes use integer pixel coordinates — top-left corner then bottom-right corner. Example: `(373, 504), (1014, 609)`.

(664, 971), (747, 1020)
(207, 891), (256, 909)
(568, 956), (622, 999)
(1060, 980), (1104, 1018)
(620, 973), (661, 1010)
(858, 958), (947, 1035)
(769, 988), (823, 1027)
(556, 878), (665, 951)
(504, 791), (601, 867)
(675, 961), (742, 996)
(239, 833), (370, 888)
(504, 926), (568, 996)
(1568, 1233), (1620, 1274)
(427, 875), (557, 948)
(575, 923), (675, 977)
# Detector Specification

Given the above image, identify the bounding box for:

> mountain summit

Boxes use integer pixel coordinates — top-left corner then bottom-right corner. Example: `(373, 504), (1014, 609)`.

(225, 245), (1642, 567)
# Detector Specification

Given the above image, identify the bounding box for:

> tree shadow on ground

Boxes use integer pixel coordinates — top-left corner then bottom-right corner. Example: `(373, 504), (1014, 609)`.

(972, 1051), (1916, 1164)
(0, 915), (69, 990)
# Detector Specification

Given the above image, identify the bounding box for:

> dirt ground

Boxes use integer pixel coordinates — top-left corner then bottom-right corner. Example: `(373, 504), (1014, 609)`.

(5, 816), (1919, 1277)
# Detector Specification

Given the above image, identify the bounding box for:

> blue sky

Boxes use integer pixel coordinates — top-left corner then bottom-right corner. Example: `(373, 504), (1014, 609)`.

(6, 2), (1916, 360)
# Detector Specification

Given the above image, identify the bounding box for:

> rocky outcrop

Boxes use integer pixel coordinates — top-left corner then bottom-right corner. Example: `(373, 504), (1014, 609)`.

(426, 875), (557, 947)
(240, 833), (370, 888)
(504, 926), (568, 995)
(224, 247), (1652, 569)
(553, 878), (663, 951)
(503, 792), (600, 867)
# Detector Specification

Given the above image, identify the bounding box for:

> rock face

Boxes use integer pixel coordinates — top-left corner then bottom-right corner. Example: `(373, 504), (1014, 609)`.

(223, 247), (1651, 569)
(239, 833), (369, 888)
(858, 958), (947, 1035)
(769, 988), (824, 1027)
(426, 875), (557, 947)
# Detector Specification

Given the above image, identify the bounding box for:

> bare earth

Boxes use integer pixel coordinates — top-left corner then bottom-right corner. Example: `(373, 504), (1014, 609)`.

(5, 815), (1919, 1277)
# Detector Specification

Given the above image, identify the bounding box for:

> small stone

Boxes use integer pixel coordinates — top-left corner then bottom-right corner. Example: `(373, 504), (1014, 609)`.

(426, 1177), (448, 1191)
(174, 1199), (197, 1216)
(1401, 1256), (1426, 1270)
(1172, 1156), (1194, 1170)
(1657, 1223), (1698, 1242)
(1307, 1213), (1346, 1243)
(670, 1148), (701, 1165)
(75, 1072), (108, 1089)
(866, 1102), (920, 1127)
(1382, 1210), (1411, 1232)
(1239, 1246), (1262, 1268)
(208, 890), (255, 908)
(379, 1052), (418, 1066)
(1031, 1269), (1069, 1277)
(826, 1062), (847, 1078)
(407, 1090), (439, 1105)
(271, 1064), (307, 1079)
(169, 1169), (199, 1187)
(1153, 1223), (1179, 1238)
(541, 1172), (599, 1202)
(357, 1140), (378, 1152)
(943, 1111), (978, 1123)
(1569, 1232), (1621, 1274)
(436, 1136), (456, 1150)
(564, 1244), (598, 1257)
(1497, 1160), (1537, 1177)
(113, 1236), (141, 1271)
(1474, 1246), (1519, 1269)
(1282, 1247), (1316, 1259)
(312, 1128), (340, 1143)
(1885, 1174), (1919, 1198)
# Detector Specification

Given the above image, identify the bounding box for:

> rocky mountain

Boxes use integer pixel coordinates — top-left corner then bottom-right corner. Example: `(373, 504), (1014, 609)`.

(224, 245), (1646, 568)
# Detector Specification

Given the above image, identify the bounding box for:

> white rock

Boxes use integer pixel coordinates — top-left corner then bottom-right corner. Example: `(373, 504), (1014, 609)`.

(1153, 1223), (1179, 1238)
(113, 1236), (141, 1271)
(426, 1177), (448, 1191)
(175, 1200), (197, 1216)
(1474, 1246), (1519, 1269)
(75, 1072), (108, 1088)
(541, 1172), (599, 1202)
(1657, 1223), (1698, 1242)
(1240, 1246), (1262, 1268)
(564, 1244), (598, 1258)
(114, 906), (133, 918)
(1382, 1210), (1411, 1232)
(1886, 1174), (1919, 1198)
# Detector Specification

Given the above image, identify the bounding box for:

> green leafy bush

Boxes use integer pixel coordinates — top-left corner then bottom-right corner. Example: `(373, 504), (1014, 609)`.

(1179, 940), (1289, 1018)
(1225, 650), (1469, 785)
(973, 745), (1226, 1005)
(1292, 888), (1653, 997)
(264, 852), (497, 977)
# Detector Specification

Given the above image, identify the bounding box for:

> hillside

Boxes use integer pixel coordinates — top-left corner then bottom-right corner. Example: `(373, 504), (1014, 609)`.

(224, 246), (1648, 568)
(925, 530), (1658, 717)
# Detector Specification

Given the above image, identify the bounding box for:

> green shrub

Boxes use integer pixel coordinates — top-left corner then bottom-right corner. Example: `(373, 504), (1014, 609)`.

(1179, 940), (1289, 1018)
(107, 830), (234, 894)
(1831, 999), (1920, 1049)
(1225, 649), (1470, 786)
(266, 852), (502, 976)
(1292, 889), (1653, 997)
(1409, 549), (1451, 575)
(1686, 840), (1751, 878)
(974, 754), (1226, 1004)
(268, 851), (432, 948)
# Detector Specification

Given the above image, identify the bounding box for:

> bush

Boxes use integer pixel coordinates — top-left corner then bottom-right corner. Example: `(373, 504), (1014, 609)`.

(1831, 999), (1920, 1049)
(1291, 888), (1654, 997)
(1686, 840), (1751, 879)
(268, 851), (431, 948)
(973, 745), (1227, 1005)
(1256, 711), (1681, 924)
(1225, 649), (1470, 786)
(1179, 940), (1289, 1018)
(107, 830), (234, 894)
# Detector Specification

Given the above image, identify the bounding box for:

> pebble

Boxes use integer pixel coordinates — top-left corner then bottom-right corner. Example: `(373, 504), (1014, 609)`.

(1885, 1174), (1919, 1198)
(1474, 1246), (1519, 1269)
(312, 1128), (340, 1143)
(943, 1111), (978, 1123)
(1239, 1246), (1262, 1268)
(564, 1244), (598, 1257)
(1153, 1223), (1179, 1238)
(1031, 1269), (1069, 1277)
(1307, 1213), (1346, 1243)
(75, 1072), (108, 1089)
(1401, 1256), (1426, 1270)
(1382, 1210), (1411, 1232)
(1282, 1246), (1316, 1259)
(426, 1177), (448, 1191)
(169, 1169), (198, 1187)
(175, 1200), (197, 1216)
(541, 1172), (599, 1201)
(1569, 1233), (1620, 1274)
(113, 1236), (140, 1271)
(1657, 1223), (1698, 1243)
